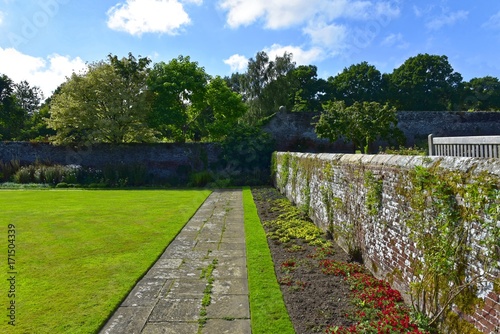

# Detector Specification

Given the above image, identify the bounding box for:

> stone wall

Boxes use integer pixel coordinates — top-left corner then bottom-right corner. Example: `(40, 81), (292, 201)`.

(0, 142), (221, 183)
(274, 152), (500, 333)
(263, 110), (500, 152)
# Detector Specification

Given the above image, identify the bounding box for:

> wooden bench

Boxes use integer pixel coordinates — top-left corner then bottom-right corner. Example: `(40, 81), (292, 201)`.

(428, 134), (500, 158)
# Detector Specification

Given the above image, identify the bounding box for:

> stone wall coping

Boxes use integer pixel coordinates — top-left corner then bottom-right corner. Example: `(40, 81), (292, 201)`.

(276, 152), (500, 177)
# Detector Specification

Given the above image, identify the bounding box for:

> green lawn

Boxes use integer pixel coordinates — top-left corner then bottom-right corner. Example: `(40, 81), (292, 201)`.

(243, 187), (295, 334)
(0, 189), (211, 334)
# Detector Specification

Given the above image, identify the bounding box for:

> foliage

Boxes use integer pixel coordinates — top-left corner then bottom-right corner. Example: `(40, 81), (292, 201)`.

(220, 125), (275, 185)
(328, 62), (385, 106)
(387, 53), (462, 111)
(315, 100), (404, 153)
(148, 55), (210, 142)
(364, 171), (383, 216)
(399, 166), (500, 330)
(379, 145), (427, 156)
(290, 65), (328, 112)
(48, 53), (156, 144)
(102, 163), (148, 187)
(264, 198), (330, 246)
(13, 164), (79, 185)
(0, 159), (20, 182)
(460, 76), (500, 111)
(202, 76), (248, 140)
(0, 74), (27, 140)
(242, 188), (295, 334)
(0, 190), (211, 334)
(241, 51), (296, 124)
(322, 260), (431, 334)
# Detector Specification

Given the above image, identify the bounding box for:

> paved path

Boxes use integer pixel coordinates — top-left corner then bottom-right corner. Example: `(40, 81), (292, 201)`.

(99, 189), (250, 334)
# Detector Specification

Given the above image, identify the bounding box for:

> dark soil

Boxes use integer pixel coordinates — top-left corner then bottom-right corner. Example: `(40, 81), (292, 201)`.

(252, 187), (357, 334)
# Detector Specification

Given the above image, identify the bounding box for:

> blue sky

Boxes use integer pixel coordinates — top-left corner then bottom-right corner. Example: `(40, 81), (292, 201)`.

(1, 0), (500, 98)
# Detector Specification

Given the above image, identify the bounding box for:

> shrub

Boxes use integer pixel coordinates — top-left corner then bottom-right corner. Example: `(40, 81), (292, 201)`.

(188, 171), (213, 187)
(14, 166), (36, 184)
(221, 125), (275, 185)
(0, 159), (21, 182)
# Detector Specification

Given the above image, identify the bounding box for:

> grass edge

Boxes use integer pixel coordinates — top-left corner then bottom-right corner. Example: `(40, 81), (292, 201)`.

(243, 187), (295, 334)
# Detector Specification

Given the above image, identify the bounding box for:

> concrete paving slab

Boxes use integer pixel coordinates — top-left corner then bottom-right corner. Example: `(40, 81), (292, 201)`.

(218, 242), (246, 251)
(202, 319), (251, 334)
(212, 278), (248, 295)
(149, 298), (202, 322)
(151, 258), (184, 269)
(141, 322), (199, 334)
(213, 265), (246, 279)
(206, 294), (250, 319)
(100, 306), (153, 334)
(166, 279), (207, 298)
(122, 278), (170, 307)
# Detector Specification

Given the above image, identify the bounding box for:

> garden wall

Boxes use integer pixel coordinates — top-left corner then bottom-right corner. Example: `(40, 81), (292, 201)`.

(264, 110), (500, 152)
(274, 152), (500, 333)
(0, 142), (221, 183)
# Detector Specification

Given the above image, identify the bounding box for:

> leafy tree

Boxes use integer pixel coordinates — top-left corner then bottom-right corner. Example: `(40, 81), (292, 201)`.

(328, 62), (385, 106)
(224, 72), (247, 97)
(12, 80), (51, 141)
(48, 54), (155, 144)
(315, 101), (404, 153)
(387, 54), (462, 111)
(148, 55), (210, 142)
(461, 76), (500, 111)
(0, 74), (26, 140)
(290, 65), (328, 112)
(201, 76), (247, 141)
(242, 51), (295, 124)
(14, 80), (44, 116)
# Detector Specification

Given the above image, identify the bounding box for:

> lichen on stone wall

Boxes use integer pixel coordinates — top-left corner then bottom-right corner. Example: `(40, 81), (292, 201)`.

(274, 151), (500, 334)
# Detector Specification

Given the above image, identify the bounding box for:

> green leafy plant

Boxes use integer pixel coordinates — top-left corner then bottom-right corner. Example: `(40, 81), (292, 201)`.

(400, 166), (500, 330)
(321, 259), (431, 334)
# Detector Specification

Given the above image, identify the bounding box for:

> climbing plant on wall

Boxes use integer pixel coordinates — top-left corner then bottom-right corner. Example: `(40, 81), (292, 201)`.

(400, 166), (500, 331)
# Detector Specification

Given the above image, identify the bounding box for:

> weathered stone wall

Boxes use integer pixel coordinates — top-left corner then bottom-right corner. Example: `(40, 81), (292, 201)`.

(274, 152), (500, 333)
(0, 142), (222, 182)
(263, 110), (500, 152)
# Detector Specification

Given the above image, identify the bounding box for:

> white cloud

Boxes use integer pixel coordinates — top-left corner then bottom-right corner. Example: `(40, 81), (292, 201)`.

(483, 11), (500, 30)
(223, 54), (248, 72)
(0, 11), (4, 25)
(107, 0), (199, 36)
(303, 22), (347, 54)
(381, 32), (409, 49)
(264, 44), (324, 65)
(0, 48), (86, 97)
(426, 10), (468, 30)
(219, 0), (400, 30)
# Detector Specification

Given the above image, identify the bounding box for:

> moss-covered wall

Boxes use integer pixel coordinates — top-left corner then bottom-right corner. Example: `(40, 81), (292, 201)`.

(274, 152), (500, 333)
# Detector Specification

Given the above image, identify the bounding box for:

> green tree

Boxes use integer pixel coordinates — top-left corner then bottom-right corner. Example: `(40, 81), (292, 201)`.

(461, 76), (500, 111)
(14, 80), (44, 116)
(387, 54), (462, 111)
(315, 101), (404, 153)
(148, 55), (210, 142)
(290, 65), (328, 112)
(328, 62), (385, 106)
(201, 76), (247, 141)
(0, 74), (26, 140)
(242, 51), (295, 124)
(48, 54), (155, 144)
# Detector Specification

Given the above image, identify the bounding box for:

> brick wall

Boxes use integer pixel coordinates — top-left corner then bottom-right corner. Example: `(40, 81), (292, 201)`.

(0, 142), (221, 182)
(263, 110), (500, 152)
(274, 152), (500, 333)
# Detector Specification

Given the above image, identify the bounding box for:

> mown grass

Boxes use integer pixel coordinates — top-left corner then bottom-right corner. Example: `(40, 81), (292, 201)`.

(243, 187), (295, 334)
(0, 189), (211, 334)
